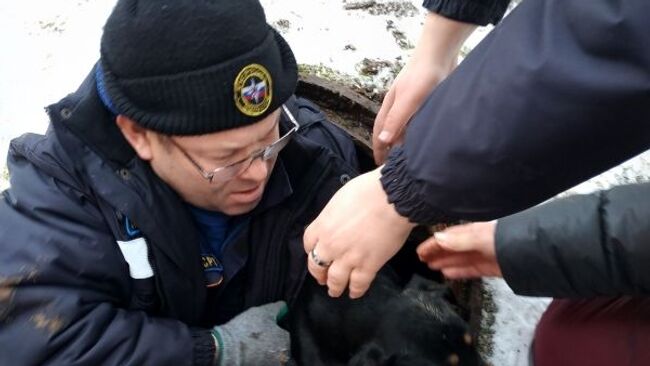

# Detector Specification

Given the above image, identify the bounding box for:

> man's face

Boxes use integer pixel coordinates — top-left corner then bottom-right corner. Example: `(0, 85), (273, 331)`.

(148, 109), (281, 215)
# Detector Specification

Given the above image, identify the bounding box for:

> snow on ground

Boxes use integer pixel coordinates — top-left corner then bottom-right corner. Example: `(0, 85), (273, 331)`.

(1, 1), (649, 365)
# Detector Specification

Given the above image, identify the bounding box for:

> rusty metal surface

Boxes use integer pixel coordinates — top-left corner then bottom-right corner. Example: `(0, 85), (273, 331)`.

(297, 74), (377, 157)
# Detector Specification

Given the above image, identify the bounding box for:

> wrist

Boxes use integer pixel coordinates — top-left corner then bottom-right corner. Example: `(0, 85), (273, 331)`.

(211, 328), (224, 366)
(415, 12), (477, 71)
(190, 328), (220, 366)
(371, 166), (417, 230)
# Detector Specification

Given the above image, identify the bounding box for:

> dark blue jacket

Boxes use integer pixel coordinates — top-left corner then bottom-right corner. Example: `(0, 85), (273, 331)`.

(0, 67), (358, 365)
(384, 0), (650, 224)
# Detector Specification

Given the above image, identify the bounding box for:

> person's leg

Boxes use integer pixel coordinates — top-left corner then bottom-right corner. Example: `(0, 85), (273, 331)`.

(533, 297), (650, 366)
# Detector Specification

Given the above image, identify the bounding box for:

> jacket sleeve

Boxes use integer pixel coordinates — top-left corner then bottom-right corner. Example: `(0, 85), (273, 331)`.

(495, 182), (650, 298)
(0, 150), (214, 366)
(382, 0), (650, 225)
(422, 0), (510, 26)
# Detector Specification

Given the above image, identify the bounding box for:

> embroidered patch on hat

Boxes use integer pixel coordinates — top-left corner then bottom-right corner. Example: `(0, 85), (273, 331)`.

(234, 63), (273, 117)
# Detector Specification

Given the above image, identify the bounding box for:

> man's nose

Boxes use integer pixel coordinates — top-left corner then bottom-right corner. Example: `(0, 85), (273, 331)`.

(239, 156), (270, 181)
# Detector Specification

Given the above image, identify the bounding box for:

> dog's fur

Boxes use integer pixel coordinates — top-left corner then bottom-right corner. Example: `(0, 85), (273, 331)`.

(286, 268), (482, 366)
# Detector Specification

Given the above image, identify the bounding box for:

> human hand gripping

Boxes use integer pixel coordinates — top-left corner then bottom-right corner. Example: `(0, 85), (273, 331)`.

(416, 221), (502, 279)
(303, 167), (416, 299)
(373, 12), (477, 164)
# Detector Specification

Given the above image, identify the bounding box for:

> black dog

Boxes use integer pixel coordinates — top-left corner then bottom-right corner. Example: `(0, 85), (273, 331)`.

(286, 268), (482, 366)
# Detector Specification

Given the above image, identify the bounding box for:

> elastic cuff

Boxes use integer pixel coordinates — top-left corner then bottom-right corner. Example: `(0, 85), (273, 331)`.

(422, 0), (509, 26)
(211, 328), (225, 366)
(190, 328), (217, 366)
(275, 304), (289, 325)
(380, 147), (454, 225)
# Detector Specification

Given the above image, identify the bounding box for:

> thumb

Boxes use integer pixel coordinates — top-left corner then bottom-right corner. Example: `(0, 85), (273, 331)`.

(263, 300), (288, 315)
(378, 100), (415, 147)
(416, 236), (443, 259)
(373, 87), (396, 164)
(432, 229), (477, 252)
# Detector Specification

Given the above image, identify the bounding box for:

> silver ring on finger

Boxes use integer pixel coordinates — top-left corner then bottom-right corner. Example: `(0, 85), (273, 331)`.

(310, 247), (333, 268)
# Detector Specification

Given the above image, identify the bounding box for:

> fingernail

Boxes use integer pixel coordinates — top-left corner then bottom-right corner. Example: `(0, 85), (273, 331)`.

(434, 232), (447, 243)
(378, 130), (392, 143)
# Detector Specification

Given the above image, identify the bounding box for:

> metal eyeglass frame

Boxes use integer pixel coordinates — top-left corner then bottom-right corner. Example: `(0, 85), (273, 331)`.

(170, 104), (300, 184)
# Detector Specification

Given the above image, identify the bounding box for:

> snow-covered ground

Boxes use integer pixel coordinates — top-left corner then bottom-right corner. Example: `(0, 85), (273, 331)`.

(1, 1), (649, 365)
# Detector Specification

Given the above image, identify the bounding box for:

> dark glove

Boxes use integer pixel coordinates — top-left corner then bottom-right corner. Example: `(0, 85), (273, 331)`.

(212, 301), (290, 366)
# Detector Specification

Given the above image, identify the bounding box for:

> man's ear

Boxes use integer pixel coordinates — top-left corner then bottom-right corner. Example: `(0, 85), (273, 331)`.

(115, 115), (154, 161)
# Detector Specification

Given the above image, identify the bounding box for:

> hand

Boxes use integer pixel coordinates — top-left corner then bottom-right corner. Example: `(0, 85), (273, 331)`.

(303, 167), (416, 299)
(372, 57), (451, 164)
(416, 221), (502, 279)
(373, 12), (477, 164)
(212, 301), (290, 366)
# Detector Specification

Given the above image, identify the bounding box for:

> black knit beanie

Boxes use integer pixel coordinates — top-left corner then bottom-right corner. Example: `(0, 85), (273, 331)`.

(97, 0), (298, 135)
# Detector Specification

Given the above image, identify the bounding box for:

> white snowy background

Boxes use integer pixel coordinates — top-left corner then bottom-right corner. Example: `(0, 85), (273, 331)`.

(1, 1), (648, 365)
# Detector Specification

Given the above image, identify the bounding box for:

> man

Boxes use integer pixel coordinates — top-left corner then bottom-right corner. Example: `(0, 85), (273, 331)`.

(0, 0), (357, 365)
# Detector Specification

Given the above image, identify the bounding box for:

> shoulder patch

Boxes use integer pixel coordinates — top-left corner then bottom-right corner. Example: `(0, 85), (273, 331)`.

(117, 237), (154, 279)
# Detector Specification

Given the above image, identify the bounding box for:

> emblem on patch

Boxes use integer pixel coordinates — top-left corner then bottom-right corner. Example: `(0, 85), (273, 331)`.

(234, 63), (273, 117)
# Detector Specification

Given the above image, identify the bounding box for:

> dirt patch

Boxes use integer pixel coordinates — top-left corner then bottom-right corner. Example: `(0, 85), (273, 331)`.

(343, 0), (376, 11)
(0, 271), (39, 286)
(344, 0), (419, 18)
(386, 20), (414, 50)
(298, 59), (404, 104)
(0, 286), (15, 321)
(357, 58), (393, 76)
(478, 284), (496, 360)
(0, 286), (13, 302)
(31, 313), (65, 335)
(0, 271), (39, 321)
(36, 16), (67, 34)
(272, 19), (291, 34)
(354, 57), (404, 101)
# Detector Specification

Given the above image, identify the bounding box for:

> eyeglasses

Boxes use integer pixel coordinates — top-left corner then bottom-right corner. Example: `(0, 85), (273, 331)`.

(170, 104), (300, 184)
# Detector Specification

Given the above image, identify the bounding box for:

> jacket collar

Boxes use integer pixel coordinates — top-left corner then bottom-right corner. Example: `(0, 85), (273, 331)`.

(48, 63), (135, 168)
